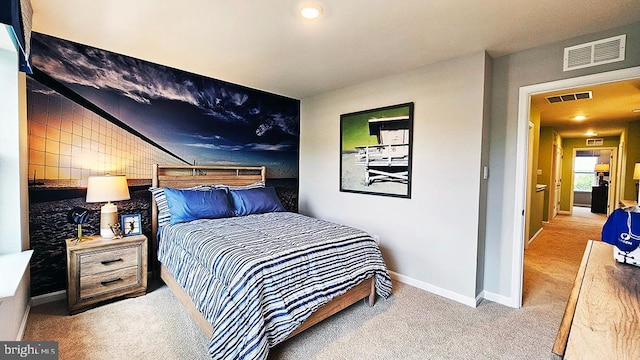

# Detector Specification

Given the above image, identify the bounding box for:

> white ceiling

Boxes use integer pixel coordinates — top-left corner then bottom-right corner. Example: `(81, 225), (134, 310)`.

(30, 0), (640, 99)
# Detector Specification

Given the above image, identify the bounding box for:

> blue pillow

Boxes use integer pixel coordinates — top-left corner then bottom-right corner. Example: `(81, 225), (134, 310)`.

(163, 188), (234, 224)
(150, 185), (218, 227)
(230, 187), (285, 216)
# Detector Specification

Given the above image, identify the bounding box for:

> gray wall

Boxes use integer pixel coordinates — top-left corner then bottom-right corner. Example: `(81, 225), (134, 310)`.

(476, 53), (492, 295)
(485, 21), (640, 300)
(573, 191), (591, 207)
(300, 51), (491, 306)
(0, 27), (31, 341)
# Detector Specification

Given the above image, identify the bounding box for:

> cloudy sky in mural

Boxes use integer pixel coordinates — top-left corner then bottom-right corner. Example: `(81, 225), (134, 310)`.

(30, 33), (299, 178)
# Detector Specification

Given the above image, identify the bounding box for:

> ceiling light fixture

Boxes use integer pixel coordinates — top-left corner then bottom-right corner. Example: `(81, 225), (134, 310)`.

(632, 109), (640, 113)
(300, 4), (323, 19)
(573, 115), (586, 121)
(585, 131), (597, 136)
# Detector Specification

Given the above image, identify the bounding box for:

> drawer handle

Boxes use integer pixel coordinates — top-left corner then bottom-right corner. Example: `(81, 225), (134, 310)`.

(100, 278), (123, 286)
(101, 258), (123, 265)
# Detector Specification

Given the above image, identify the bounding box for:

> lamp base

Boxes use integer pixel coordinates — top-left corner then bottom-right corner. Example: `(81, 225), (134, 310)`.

(100, 202), (118, 239)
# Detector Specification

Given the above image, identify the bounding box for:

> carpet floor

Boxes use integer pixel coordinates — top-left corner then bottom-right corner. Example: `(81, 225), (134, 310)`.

(23, 207), (607, 359)
(523, 206), (606, 307)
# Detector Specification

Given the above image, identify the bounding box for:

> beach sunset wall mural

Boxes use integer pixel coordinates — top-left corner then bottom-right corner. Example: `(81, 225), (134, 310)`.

(28, 32), (300, 296)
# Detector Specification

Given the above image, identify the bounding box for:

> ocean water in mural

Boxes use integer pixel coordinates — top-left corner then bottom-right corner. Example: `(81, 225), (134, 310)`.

(27, 32), (300, 296)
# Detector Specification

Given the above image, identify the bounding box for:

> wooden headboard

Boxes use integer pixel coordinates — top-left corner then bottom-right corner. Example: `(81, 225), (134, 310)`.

(150, 164), (266, 276)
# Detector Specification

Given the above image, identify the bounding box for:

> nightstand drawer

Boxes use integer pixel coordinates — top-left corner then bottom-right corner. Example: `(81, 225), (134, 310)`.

(79, 266), (140, 299)
(79, 246), (139, 275)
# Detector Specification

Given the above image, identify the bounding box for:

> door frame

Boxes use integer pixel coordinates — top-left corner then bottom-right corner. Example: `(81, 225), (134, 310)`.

(524, 121), (535, 249)
(550, 140), (562, 219)
(512, 66), (640, 308)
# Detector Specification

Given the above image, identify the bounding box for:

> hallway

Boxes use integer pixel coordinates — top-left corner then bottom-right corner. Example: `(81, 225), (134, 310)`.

(522, 207), (607, 307)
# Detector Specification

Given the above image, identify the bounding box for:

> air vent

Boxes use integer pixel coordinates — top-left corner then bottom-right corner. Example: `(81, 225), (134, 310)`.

(546, 91), (592, 104)
(563, 35), (626, 71)
(586, 138), (603, 146)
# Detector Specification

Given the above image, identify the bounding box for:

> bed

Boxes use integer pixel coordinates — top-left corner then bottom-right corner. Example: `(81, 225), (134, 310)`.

(150, 164), (392, 359)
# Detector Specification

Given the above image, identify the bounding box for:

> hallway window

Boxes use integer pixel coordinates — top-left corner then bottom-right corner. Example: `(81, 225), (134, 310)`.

(574, 156), (598, 191)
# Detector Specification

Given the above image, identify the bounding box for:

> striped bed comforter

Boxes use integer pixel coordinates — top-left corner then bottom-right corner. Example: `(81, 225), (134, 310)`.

(158, 211), (392, 360)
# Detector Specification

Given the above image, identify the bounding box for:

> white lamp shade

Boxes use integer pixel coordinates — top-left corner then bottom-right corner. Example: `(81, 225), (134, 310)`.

(86, 175), (131, 203)
(634, 163), (640, 180)
(86, 175), (130, 239)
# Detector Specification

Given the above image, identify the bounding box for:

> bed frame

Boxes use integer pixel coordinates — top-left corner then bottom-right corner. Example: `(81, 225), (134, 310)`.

(151, 164), (376, 340)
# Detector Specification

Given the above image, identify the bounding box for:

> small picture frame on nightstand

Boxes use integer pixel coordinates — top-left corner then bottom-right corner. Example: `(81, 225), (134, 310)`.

(121, 214), (142, 236)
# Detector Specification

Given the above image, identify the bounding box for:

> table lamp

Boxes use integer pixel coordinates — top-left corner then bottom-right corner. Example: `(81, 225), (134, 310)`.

(86, 175), (130, 238)
(594, 163), (610, 186)
(634, 163), (640, 204)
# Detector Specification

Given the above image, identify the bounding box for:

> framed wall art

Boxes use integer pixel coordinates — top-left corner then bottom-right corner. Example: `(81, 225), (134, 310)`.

(340, 102), (414, 198)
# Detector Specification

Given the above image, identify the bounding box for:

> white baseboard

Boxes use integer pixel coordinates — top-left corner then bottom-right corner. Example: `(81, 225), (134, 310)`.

(474, 293), (484, 307)
(16, 301), (31, 341)
(528, 227), (543, 246)
(31, 290), (66, 306)
(481, 290), (515, 307)
(388, 271), (479, 308)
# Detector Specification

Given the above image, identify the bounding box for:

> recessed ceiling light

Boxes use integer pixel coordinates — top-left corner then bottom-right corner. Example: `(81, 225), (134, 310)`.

(585, 131), (597, 136)
(300, 4), (323, 19)
(573, 115), (586, 121)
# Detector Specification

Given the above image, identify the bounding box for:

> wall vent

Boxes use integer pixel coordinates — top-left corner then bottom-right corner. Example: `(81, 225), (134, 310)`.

(586, 138), (604, 146)
(563, 34), (626, 72)
(546, 91), (592, 104)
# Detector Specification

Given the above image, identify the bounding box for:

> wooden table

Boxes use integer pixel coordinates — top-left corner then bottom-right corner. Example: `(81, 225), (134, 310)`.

(552, 240), (640, 359)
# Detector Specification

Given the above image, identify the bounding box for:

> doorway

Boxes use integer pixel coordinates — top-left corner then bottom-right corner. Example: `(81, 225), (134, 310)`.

(512, 66), (640, 308)
(570, 148), (616, 215)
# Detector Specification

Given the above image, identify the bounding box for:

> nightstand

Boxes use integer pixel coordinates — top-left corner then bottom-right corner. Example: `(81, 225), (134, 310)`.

(66, 234), (147, 314)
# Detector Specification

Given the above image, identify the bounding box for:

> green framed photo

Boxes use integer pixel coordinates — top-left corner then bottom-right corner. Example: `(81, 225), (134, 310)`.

(340, 102), (414, 198)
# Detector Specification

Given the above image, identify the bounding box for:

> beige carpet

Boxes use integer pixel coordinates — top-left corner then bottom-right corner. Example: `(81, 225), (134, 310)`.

(23, 208), (607, 359)
(24, 281), (210, 360)
(523, 206), (606, 307)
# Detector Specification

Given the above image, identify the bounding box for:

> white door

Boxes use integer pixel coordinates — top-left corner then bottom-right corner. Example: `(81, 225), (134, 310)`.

(554, 146), (563, 217)
(550, 142), (557, 219)
(607, 151), (617, 215)
(524, 123), (534, 248)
